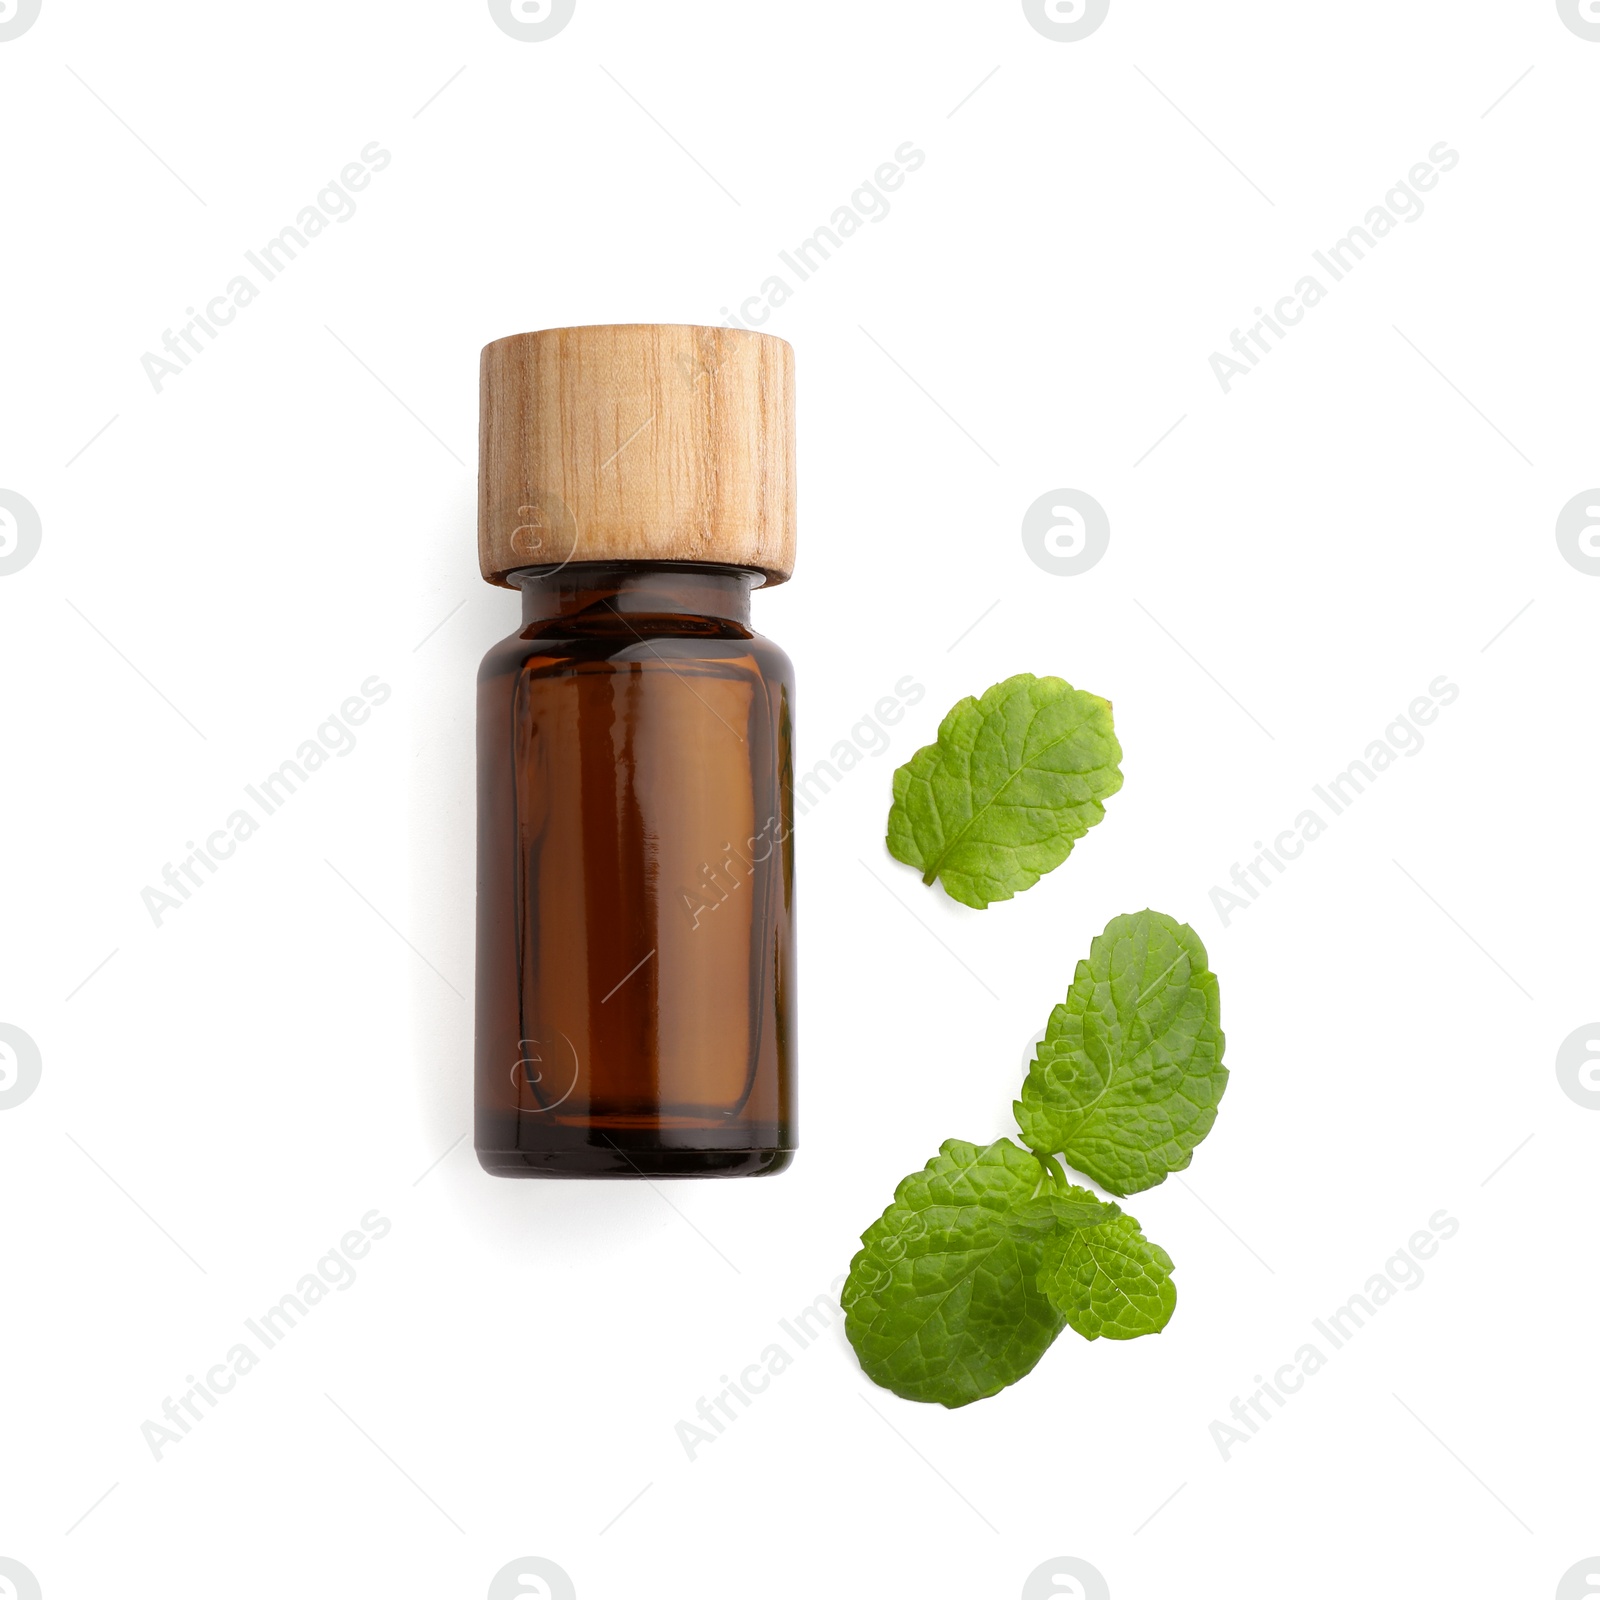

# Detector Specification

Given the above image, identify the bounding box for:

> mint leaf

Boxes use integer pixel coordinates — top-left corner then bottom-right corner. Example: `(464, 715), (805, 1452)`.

(842, 1138), (1112, 1407)
(1014, 909), (1226, 1195)
(1039, 1212), (1176, 1341)
(886, 674), (1123, 909)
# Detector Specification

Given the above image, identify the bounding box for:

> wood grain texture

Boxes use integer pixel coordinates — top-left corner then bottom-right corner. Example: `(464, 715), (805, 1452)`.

(478, 324), (796, 587)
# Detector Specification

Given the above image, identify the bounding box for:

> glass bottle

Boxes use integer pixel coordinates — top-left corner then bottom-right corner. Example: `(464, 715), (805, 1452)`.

(474, 325), (797, 1177)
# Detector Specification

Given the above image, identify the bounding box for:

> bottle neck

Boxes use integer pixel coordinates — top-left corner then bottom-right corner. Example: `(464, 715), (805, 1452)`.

(512, 562), (756, 631)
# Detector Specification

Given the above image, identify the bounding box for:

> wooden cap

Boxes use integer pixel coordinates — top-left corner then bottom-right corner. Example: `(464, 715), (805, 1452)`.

(478, 324), (796, 587)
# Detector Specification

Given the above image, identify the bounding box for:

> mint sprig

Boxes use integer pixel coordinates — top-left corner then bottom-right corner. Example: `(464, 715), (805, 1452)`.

(844, 909), (1226, 1407)
(886, 673), (1123, 909)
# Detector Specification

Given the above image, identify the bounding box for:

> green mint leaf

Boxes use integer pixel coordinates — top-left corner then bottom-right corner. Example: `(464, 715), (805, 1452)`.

(1014, 909), (1227, 1195)
(886, 673), (1123, 909)
(1040, 1211), (1176, 1341)
(842, 1138), (1076, 1408)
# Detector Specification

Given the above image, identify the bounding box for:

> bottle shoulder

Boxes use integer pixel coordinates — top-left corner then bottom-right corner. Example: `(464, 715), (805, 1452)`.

(478, 621), (792, 687)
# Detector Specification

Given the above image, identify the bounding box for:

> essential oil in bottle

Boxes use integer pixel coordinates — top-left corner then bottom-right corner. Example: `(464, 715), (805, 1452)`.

(474, 324), (797, 1178)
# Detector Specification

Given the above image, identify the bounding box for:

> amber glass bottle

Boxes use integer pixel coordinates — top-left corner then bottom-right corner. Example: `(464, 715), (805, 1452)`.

(474, 326), (797, 1177)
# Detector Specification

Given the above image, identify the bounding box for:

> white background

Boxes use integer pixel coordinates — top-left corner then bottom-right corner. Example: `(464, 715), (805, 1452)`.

(2, 2), (1597, 1597)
